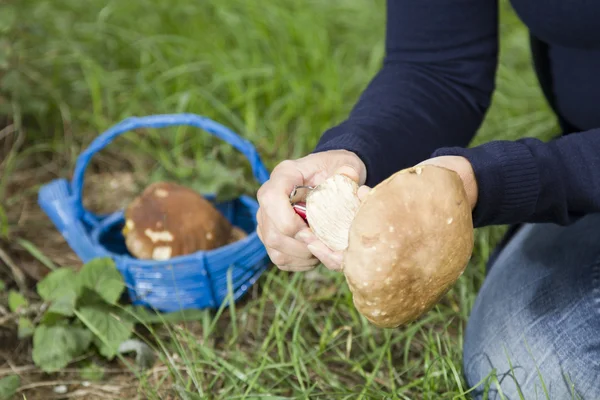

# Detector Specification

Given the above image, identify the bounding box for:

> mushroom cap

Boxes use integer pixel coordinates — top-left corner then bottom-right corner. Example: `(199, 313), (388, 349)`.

(123, 181), (246, 260)
(305, 165), (474, 328)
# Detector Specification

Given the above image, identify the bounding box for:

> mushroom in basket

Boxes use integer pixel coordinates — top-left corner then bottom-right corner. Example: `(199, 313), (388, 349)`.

(122, 181), (246, 261)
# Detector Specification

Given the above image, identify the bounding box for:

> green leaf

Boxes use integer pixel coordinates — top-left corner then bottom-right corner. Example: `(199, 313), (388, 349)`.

(0, 280), (5, 293)
(47, 291), (77, 316)
(17, 317), (34, 339)
(78, 258), (124, 305)
(8, 290), (28, 313)
(37, 267), (80, 316)
(39, 311), (67, 326)
(37, 267), (79, 301)
(38, 268), (79, 316)
(76, 304), (134, 359)
(79, 362), (105, 382)
(0, 374), (20, 400)
(32, 323), (93, 373)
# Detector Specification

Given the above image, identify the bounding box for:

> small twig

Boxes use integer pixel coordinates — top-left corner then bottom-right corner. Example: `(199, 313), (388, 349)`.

(17, 380), (122, 393)
(0, 122), (24, 171)
(55, 389), (120, 399)
(0, 366), (123, 375)
(0, 300), (44, 326)
(0, 124), (15, 142)
(0, 245), (28, 293)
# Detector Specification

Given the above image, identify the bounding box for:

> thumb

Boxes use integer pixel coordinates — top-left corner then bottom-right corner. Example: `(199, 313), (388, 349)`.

(333, 165), (362, 184)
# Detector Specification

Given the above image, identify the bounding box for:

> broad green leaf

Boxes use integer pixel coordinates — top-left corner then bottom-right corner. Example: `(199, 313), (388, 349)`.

(37, 267), (79, 301)
(0, 280), (5, 293)
(38, 268), (78, 316)
(39, 310), (67, 325)
(8, 290), (27, 313)
(78, 258), (124, 305)
(76, 304), (134, 359)
(47, 291), (77, 316)
(79, 362), (105, 382)
(17, 317), (34, 339)
(32, 323), (93, 373)
(0, 374), (20, 400)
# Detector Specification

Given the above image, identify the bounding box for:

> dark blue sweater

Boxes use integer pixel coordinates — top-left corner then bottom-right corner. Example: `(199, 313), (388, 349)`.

(313, 0), (600, 228)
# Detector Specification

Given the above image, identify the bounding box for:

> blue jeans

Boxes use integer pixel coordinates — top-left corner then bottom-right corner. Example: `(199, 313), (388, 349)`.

(463, 214), (600, 399)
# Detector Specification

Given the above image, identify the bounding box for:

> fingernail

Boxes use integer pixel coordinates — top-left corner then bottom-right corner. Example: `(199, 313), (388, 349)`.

(334, 165), (359, 182)
(307, 243), (318, 254)
(357, 185), (372, 200)
(296, 229), (312, 242)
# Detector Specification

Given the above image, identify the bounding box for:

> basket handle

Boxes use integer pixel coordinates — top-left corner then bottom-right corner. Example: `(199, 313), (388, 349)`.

(70, 113), (271, 220)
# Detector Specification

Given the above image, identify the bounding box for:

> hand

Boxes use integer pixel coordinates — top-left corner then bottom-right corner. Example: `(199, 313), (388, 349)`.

(417, 155), (478, 210)
(256, 150), (367, 272)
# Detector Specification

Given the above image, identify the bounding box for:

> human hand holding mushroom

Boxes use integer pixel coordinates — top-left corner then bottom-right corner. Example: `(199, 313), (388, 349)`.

(262, 153), (478, 328)
(255, 150), (367, 272)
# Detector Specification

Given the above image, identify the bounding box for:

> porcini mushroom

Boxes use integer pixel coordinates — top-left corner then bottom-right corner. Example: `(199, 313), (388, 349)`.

(305, 165), (474, 328)
(122, 181), (246, 260)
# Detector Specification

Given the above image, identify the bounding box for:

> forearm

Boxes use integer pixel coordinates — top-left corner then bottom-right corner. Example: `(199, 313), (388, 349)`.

(434, 129), (600, 227)
(313, 61), (493, 187)
(313, 0), (499, 188)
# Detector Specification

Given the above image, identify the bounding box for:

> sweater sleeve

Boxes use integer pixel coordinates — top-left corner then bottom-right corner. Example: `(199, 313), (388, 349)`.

(433, 130), (600, 227)
(312, 0), (499, 188)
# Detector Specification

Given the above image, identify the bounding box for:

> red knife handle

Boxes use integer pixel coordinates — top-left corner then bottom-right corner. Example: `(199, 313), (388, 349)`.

(292, 202), (308, 225)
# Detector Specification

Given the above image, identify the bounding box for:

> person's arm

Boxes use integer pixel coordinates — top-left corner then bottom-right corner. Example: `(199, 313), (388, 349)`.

(313, 0), (499, 187)
(433, 131), (600, 227)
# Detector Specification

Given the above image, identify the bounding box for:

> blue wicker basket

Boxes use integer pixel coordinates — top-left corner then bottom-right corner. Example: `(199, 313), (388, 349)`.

(37, 113), (271, 313)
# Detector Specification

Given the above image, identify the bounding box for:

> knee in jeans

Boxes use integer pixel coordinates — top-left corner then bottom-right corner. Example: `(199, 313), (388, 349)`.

(462, 293), (600, 400)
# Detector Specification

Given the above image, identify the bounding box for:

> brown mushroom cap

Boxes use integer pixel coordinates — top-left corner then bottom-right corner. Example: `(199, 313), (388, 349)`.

(306, 165), (474, 328)
(123, 181), (246, 260)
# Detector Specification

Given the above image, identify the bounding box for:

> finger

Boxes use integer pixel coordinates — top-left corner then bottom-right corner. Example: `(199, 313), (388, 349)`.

(258, 227), (318, 271)
(257, 165), (308, 238)
(257, 208), (321, 272)
(333, 165), (362, 184)
(307, 241), (344, 272)
(273, 253), (320, 272)
(357, 185), (372, 201)
(258, 207), (315, 260)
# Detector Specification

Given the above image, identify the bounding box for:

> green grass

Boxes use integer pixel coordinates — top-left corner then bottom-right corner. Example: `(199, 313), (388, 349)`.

(0, 0), (560, 398)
